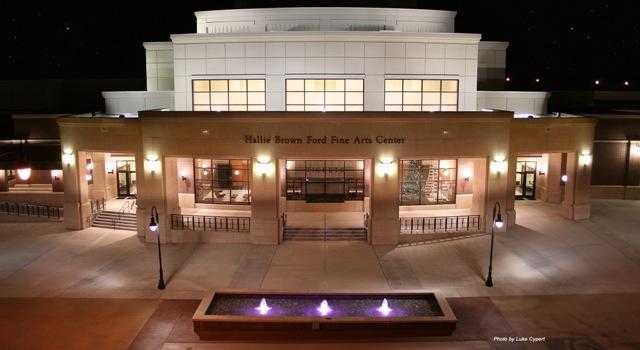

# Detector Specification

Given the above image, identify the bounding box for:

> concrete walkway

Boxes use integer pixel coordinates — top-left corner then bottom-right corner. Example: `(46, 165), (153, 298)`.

(0, 200), (639, 300)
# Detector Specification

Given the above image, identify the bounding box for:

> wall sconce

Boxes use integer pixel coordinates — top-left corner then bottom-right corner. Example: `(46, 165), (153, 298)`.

(51, 170), (61, 181)
(180, 171), (187, 182)
(579, 151), (592, 166)
(379, 158), (394, 176)
(146, 155), (160, 172)
(538, 163), (547, 176)
(257, 156), (271, 175)
(632, 143), (640, 157)
(561, 174), (568, 186)
(461, 166), (472, 182)
(85, 174), (93, 181)
(86, 162), (94, 171)
(492, 155), (506, 174)
(62, 149), (74, 165)
(17, 167), (32, 181)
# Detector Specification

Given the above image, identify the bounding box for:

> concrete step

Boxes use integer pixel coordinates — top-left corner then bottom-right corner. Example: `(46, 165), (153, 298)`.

(92, 210), (138, 231)
(284, 227), (367, 241)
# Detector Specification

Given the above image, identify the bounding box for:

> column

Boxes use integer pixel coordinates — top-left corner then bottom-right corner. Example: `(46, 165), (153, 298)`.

(370, 157), (399, 245)
(545, 152), (563, 203)
(135, 152), (167, 242)
(485, 155), (510, 232)
(0, 170), (8, 192)
(470, 158), (487, 218)
(250, 157), (279, 244)
(562, 152), (592, 220)
(89, 152), (107, 200)
(63, 150), (91, 230)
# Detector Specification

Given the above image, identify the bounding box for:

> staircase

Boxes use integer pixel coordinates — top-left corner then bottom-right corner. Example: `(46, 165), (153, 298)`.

(283, 227), (367, 241)
(92, 210), (137, 231)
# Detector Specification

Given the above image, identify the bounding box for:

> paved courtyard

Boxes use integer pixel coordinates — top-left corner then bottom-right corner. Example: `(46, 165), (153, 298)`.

(0, 200), (639, 349)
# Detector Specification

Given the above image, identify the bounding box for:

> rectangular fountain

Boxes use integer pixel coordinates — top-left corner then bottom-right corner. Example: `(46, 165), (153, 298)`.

(193, 289), (457, 340)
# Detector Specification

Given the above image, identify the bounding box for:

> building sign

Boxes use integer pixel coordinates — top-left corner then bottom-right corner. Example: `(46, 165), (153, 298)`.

(245, 135), (406, 145)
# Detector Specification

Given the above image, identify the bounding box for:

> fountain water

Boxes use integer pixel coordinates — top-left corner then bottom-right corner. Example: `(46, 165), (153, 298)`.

(255, 298), (272, 315)
(317, 299), (332, 316)
(377, 298), (392, 316)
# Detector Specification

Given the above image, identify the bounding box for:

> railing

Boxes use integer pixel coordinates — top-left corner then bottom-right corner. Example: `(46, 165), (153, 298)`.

(113, 197), (137, 229)
(90, 198), (105, 214)
(171, 214), (250, 232)
(0, 201), (63, 219)
(400, 215), (481, 234)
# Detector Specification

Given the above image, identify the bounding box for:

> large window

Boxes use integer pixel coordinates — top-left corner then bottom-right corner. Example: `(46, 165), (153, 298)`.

(192, 79), (265, 111)
(194, 159), (251, 204)
(400, 159), (457, 205)
(385, 79), (458, 112)
(286, 160), (364, 202)
(286, 79), (364, 111)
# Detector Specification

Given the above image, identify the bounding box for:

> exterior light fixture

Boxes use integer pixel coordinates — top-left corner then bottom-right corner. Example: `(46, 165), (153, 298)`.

(62, 149), (74, 165)
(624, 81), (630, 87)
(180, 171), (187, 182)
(561, 174), (568, 185)
(505, 77), (511, 82)
(149, 206), (166, 290)
(146, 155), (160, 172)
(51, 170), (61, 181)
(632, 143), (640, 157)
(85, 174), (93, 181)
(594, 80), (600, 85)
(461, 166), (472, 182)
(257, 156), (271, 175)
(17, 167), (32, 181)
(86, 162), (94, 170)
(579, 151), (592, 166)
(485, 201), (503, 287)
(379, 158), (394, 175)
(535, 78), (541, 83)
(492, 155), (506, 173)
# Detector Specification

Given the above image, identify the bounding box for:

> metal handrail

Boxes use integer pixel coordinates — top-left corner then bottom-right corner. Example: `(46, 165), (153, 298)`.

(171, 214), (250, 232)
(0, 201), (63, 219)
(112, 197), (136, 229)
(400, 215), (481, 234)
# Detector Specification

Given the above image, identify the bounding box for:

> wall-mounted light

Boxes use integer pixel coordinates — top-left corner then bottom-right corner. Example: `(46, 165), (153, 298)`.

(538, 162), (547, 176)
(492, 155), (506, 174)
(51, 170), (62, 181)
(62, 149), (74, 165)
(579, 150), (592, 166)
(86, 162), (94, 170)
(379, 158), (394, 176)
(85, 174), (93, 181)
(234, 170), (240, 176)
(461, 166), (472, 182)
(631, 143), (640, 157)
(180, 171), (187, 182)
(561, 174), (568, 185)
(257, 156), (271, 175)
(17, 167), (32, 181)
(146, 155), (160, 172)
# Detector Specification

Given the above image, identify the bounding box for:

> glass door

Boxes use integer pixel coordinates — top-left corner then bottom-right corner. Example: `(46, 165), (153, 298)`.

(116, 160), (137, 197)
(515, 161), (536, 200)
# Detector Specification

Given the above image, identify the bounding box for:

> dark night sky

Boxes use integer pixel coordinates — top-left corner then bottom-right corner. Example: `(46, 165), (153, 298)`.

(2, 0), (639, 91)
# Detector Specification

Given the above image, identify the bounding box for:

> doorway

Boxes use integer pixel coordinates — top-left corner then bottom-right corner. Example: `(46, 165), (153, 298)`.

(285, 160), (364, 203)
(116, 160), (137, 197)
(515, 161), (536, 199)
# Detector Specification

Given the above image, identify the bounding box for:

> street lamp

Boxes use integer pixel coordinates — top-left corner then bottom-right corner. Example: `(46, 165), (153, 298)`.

(485, 201), (504, 287)
(149, 206), (166, 290)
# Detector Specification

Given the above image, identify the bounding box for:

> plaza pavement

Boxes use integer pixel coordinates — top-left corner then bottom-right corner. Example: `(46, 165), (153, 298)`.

(0, 200), (639, 349)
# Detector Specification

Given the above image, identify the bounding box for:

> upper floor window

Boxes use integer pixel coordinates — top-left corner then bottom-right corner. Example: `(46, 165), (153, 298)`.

(385, 79), (458, 112)
(192, 79), (265, 111)
(286, 79), (364, 111)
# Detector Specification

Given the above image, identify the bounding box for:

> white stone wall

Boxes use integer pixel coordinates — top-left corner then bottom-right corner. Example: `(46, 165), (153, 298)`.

(477, 91), (550, 115)
(172, 33), (480, 112)
(194, 7), (456, 34)
(144, 42), (174, 91)
(477, 41), (508, 89)
(102, 91), (174, 114)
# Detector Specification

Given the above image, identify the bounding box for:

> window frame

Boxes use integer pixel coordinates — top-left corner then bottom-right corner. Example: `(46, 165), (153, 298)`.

(285, 160), (365, 202)
(400, 159), (458, 205)
(193, 158), (252, 205)
(285, 78), (365, 111)
(384, 79), (459, 112)
(192, 79), (266, 112)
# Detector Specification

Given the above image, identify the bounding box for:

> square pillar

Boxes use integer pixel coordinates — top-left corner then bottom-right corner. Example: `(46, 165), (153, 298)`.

(0, 170), (8, 192)
(546, 153), (563, 203)
(136, 152), (169, 243)
(63, 150), (91, 230)
(370, 157), (399, 245)
(562, 152), (592, 220)
(486, 155), (510, 232)
(250, 158), (279, 244)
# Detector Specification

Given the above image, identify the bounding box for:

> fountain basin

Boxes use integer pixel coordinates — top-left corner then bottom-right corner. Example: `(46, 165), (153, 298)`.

(193, 289), (457, 340)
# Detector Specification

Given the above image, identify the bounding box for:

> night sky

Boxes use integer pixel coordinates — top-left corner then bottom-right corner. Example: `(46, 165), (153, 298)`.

(2, 1), (639, 91)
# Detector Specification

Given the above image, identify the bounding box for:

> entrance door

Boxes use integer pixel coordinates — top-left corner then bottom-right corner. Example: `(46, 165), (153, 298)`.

(515, 161), (536, 200)
(285, 160), (364, 203)
(116, 160), (137, 197)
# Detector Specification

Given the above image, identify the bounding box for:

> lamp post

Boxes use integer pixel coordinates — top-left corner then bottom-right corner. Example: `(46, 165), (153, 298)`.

(149, 206), (166, 290)
(485, 201), (504, 287)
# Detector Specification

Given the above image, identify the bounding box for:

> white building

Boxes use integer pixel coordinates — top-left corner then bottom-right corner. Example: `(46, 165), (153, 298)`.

(103, 7), (549, 115)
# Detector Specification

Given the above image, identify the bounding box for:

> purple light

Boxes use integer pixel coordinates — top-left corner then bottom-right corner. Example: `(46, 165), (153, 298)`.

(317, 300), (332, 316)
(255, 298), (272, 315)
(377, 298), (392, 316)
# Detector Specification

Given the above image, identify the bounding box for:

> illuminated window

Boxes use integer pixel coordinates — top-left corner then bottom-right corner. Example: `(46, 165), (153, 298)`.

(385, 79), (458, 112)
(286, 79), (364, 111)
(400, 159), (457, 205)
(194, 159), (251, 204)
(192, 79), (265, 111)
